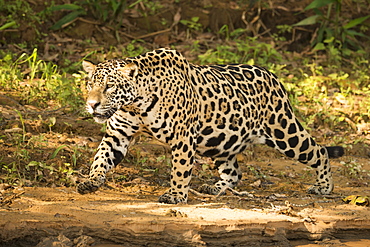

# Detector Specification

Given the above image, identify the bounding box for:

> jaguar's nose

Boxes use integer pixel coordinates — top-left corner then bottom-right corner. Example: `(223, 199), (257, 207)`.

(87, 100), (100, 110)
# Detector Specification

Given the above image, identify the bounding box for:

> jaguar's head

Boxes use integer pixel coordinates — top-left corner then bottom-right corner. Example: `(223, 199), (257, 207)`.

(82, 60), (138, 123)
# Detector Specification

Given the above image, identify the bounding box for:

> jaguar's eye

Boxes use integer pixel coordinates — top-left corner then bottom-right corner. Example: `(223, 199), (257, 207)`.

(86, 82), (92, 91)
(106, 83), (115, 90)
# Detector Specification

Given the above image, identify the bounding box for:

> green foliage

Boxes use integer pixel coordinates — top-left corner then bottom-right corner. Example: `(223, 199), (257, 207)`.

(197, 37), (285, 73)
(120, 40), (147, 57)
(87, 0), (126, 22)
(0, 162), (22, 185)
(0, 0), (40, 30)
(48, 4), (87, 30)
(0, 49), (84, 111)
(81, 41), (148, 64)
(15, 110), (26, 143)
(283, 62), (370, 130)
(294, 0), (370, 59)
(48, 0), (163, 31)
(25, 160), (76, 185)
(47, 1), (128, 30)
(180, 16), (203, 39)
(0, 20), (17, 30)
(180, 17), (203, 31)
(340, 160), (370, 180)
(51, 145), (67, 159)
(0, 133), (83, 186)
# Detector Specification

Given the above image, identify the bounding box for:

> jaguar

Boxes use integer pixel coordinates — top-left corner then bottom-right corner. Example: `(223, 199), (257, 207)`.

(77, 48), (344, 204)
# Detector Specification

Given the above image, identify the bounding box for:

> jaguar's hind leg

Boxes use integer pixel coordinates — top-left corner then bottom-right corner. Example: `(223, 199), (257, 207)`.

(264, 116), (334, 194)
(199, 155), (242, 195)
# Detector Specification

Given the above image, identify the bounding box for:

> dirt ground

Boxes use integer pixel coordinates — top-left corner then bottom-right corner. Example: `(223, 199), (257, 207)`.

(1, 101), (370, 246)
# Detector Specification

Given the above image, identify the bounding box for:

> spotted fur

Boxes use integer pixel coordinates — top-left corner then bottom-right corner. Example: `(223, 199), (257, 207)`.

(77, 48), (344, 204)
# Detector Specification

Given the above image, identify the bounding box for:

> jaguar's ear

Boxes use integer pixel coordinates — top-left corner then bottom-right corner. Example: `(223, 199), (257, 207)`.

(82, 60), (96, 78)
(119, 63), (138, 80)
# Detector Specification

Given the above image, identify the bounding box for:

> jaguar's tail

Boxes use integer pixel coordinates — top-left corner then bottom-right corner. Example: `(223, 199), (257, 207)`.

(326, 146), (345, 158)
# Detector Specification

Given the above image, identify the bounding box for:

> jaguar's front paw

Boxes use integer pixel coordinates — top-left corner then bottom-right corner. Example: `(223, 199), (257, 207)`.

(158, 192), (187, 204)
(77, 178), (103, 194)
(307, 184), (333, 195)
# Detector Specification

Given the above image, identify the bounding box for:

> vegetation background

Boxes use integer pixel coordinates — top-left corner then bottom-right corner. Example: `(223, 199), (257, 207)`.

(0, 0), (369, 196)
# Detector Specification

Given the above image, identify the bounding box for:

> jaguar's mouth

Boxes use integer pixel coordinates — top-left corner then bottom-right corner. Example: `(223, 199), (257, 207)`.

(91, 108), (118, 123)
(92, 113), (112, 124)
(92, 113), (112, 119)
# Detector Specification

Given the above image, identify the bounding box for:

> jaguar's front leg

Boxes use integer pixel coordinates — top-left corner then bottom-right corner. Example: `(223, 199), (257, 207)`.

(77, 116), (136, 194)
(158, 138), (196, 204)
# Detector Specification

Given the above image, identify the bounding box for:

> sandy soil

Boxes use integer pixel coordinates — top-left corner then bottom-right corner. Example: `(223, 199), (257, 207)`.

(1, 184), (370, 246)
